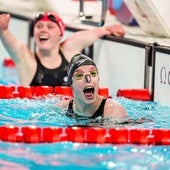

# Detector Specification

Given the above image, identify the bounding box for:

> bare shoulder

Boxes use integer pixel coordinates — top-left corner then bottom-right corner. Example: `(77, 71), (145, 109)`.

(104, 98), (128, 118)
(60, 40), (81, 62)
(56, 99), (71, 110)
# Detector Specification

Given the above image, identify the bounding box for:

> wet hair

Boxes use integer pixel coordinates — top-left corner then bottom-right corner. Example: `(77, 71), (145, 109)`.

(66, 54), (97, 85)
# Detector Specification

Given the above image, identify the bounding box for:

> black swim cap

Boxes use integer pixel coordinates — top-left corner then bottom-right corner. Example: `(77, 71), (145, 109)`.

(67, 54), (97, 85)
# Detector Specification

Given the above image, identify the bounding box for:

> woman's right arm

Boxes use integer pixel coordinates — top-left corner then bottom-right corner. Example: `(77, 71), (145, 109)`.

(0, 14), (29, 63)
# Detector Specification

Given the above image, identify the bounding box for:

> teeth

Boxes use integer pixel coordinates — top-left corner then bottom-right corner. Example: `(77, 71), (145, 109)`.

(39, 35), (48, 40)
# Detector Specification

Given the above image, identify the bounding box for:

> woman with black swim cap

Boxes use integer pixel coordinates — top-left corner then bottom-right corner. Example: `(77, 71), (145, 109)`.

(57, 54), (128, 120)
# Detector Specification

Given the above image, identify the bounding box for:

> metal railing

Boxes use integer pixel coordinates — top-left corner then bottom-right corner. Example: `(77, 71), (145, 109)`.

(79, 0), (107, 26)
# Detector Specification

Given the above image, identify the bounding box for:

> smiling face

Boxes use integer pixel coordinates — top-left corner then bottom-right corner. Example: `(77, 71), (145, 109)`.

(33, 20), (62, 50)
(71, 65), (99, 104)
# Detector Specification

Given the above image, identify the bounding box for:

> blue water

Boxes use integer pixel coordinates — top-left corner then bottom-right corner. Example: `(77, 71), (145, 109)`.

(0, 60), (170, 170)
(0, 96), (170, 129)
(0, 142), (170, 170)
(0, 65), (19, 86)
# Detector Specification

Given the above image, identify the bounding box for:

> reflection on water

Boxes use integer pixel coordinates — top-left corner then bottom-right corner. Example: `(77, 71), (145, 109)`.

(0, 142), (170, 170)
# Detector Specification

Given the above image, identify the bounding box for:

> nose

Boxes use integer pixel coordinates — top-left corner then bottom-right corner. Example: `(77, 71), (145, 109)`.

(40, 26), (47, 32)
(84, 74), (91, 83)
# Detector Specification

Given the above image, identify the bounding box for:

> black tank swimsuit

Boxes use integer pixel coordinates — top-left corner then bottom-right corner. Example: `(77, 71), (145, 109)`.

(66, 98), (107, 119)
(30, 50), (69, 86)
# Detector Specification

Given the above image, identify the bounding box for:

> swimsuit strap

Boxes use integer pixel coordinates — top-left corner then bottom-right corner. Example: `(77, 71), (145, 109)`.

(90, 98), (107, 119)
(66, 99), (74, 117)
(59, 49), (67, 63)
(34, 52), (40, 63)
(66, 98), (107, 119)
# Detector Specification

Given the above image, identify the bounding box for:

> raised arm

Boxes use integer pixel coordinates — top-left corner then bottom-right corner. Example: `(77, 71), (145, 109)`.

(61, 24), (125, 61)
(0, 13), (29, 63)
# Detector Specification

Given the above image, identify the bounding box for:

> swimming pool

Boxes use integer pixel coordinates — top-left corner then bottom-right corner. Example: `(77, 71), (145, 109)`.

(0, 60), (170, 169)
(0, 96), (170, 169)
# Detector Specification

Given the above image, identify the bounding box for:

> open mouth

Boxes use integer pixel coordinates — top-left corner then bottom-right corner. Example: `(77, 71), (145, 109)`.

(39, 35), (49, 41)
(83, 86), (95, 99)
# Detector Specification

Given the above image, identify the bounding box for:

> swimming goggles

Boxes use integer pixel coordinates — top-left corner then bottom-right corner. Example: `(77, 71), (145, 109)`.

(73, 70), (98, 80)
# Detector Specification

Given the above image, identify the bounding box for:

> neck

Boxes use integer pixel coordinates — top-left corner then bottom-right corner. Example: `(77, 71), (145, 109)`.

(73, 96), (103, 116)
(38, 48), (60, 57)
(36, 49), (61, 68)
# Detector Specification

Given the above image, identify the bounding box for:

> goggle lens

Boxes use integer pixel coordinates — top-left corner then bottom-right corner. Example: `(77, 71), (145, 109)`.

(73, 70), (98, 80)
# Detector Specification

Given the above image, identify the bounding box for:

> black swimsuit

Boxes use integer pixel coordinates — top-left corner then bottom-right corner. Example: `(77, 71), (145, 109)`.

(30, 50), (69, 87)
(66, 98), (107, 119)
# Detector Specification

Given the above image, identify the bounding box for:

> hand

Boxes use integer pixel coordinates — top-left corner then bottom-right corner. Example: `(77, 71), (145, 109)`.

(0, 14), (11, 32)
(106, 24), (125, 37)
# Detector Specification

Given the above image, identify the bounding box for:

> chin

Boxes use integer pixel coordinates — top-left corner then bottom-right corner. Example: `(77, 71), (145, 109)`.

(83, 96), (96, 105)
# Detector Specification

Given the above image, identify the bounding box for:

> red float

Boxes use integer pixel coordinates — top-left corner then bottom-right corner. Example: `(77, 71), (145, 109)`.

(3, 58), (15, 67)
(117, 88), (151, 101)
(0, 126), (169, 145)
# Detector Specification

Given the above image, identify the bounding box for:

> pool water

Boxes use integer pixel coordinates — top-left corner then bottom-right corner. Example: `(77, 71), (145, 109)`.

(0, 93), (170, 169)
(0, 142), (170, 170)
(0, 65), (19, 86)
(0, 96), (170, 128)
(0, 60), (170, 170)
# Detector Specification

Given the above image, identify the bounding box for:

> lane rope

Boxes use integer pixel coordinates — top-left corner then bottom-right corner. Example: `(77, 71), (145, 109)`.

(0, 126), (169, 145)
(0, 86), (158, 145)
(117, 88), (151, 101)
(0, 85), (151, 101)
(3, 58), (15, 67)
(0, 86), (110, 99)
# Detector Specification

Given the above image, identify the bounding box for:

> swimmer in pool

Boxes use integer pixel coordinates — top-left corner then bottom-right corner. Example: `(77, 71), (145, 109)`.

(57, 53), (128, 121)
(0, 12), (125, 86)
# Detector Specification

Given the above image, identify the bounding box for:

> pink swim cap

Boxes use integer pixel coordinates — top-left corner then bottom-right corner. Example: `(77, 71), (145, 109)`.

(34, 12), (65, 36)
